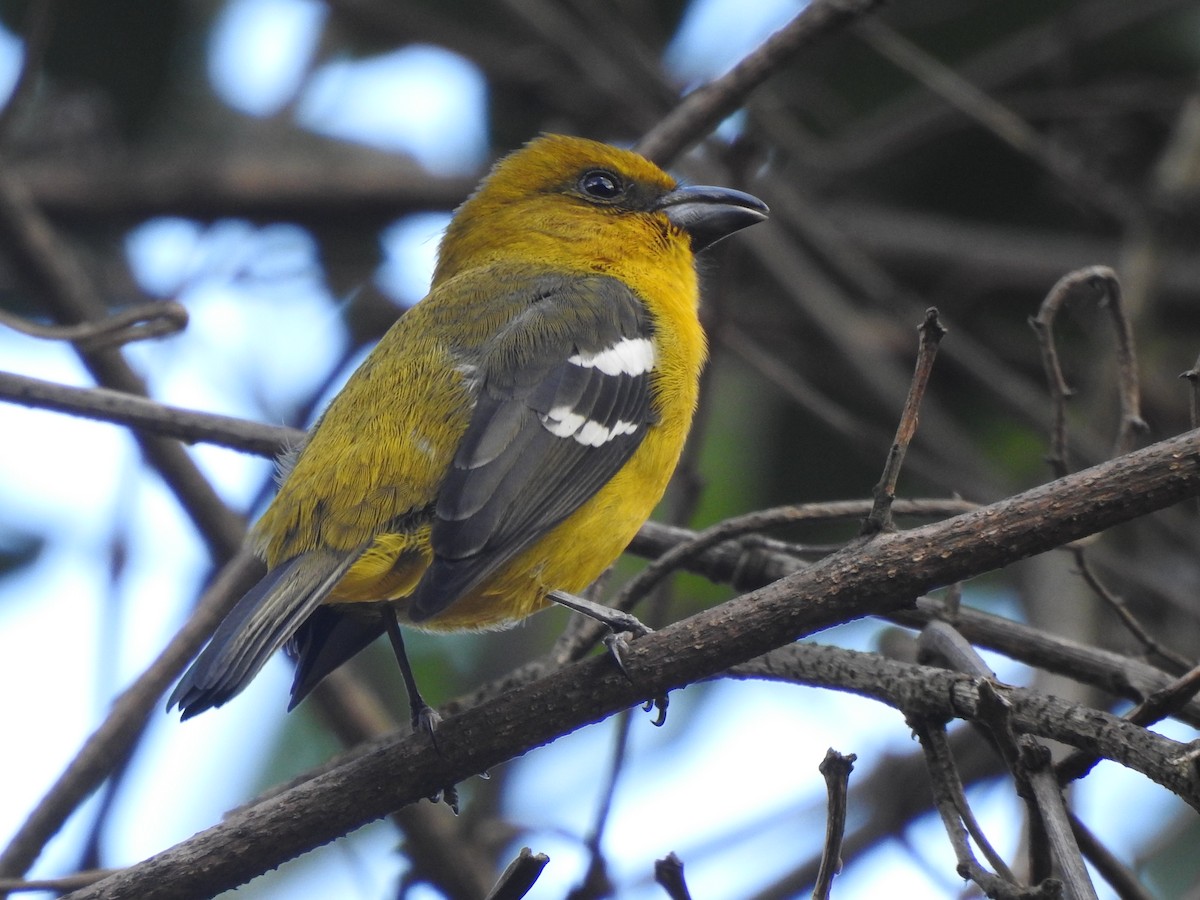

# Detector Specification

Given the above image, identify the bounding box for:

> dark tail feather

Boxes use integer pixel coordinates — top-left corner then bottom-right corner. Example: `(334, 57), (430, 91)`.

(286, 607), (385, 710)
(168, 550), (359, 719)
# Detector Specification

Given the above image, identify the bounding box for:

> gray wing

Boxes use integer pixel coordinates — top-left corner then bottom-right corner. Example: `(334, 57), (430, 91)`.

(408, 273), (657, 621)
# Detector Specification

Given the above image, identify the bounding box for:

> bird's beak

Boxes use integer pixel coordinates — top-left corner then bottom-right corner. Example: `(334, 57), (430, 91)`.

(657, 184), (769, 252)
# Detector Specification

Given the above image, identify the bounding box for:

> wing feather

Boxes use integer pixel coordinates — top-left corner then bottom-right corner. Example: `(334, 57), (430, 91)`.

(409, 275), (655, 621)
(169, 548), (364, 718)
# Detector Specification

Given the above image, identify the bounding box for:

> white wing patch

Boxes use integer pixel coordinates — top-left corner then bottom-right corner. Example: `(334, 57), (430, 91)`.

(544, 407), (642, 446)
(568, 337), (656, 377)
(542, 336), (656, 447)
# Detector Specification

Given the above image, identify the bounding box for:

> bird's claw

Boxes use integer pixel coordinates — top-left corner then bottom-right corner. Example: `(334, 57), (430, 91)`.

(428, 783), (460, 815)
(413, 705), (444, 753)
(603, 632), (634, 679)
(411, 707), (458, 812)
(602, 634), (668, 726)
(642, 693), (669, 727)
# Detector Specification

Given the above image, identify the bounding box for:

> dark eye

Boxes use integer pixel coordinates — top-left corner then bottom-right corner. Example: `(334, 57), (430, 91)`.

(579, 170), (623, 200)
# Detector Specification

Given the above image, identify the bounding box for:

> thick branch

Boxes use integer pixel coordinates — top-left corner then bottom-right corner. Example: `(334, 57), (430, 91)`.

(68, 429), (1200, 900)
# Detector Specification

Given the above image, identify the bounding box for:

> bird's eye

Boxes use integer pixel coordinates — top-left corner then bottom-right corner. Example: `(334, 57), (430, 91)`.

(579, 170), (624, 200)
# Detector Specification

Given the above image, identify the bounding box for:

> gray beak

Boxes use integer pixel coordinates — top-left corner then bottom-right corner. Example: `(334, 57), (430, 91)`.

(657, 184), (768, 251)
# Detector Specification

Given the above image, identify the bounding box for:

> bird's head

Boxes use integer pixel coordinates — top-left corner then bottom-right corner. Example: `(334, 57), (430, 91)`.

(433, 134), (767, 284)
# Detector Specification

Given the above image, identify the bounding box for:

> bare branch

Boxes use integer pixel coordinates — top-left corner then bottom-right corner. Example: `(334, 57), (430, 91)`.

(0, 370), (295, 457)
(909, 719), (1036, 899)
(1057, 656), (1200, 785)
(894, 597), (1200, 728)
(864, 308), (947, 534)
(0, 166), (245, 559)
(1182, 351), (1200, 431)
(854, 18), (1140, 226)
(1019, 739), (1097, 900)
(1073, 548), (1191, 671)
(637, 0), (890, 165)
(63, 429), (1200, 899)
(0, 301), (187, 350)
(564, 499), (976, 666)
(654, 853), (692, 900)
(1029, 266), (1145, 473)
(812, 749), (856, 900)
(484, 848), (550, 900)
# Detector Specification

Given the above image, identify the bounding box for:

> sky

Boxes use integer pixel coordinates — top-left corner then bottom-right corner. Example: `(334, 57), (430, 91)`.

(0, 1), (1185, 897)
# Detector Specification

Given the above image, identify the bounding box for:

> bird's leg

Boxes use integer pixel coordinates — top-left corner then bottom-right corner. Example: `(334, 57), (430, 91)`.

(383, 607), (458, 811)
(382, 607), (443, 738)
(549, 590), (667, 725)
(548, 590), (653, 639)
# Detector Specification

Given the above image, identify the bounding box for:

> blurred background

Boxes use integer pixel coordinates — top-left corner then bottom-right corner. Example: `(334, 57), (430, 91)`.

(2, 0), (1200, 896)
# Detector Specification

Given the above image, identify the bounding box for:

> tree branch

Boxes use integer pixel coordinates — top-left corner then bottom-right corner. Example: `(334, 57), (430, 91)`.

(0, 370), (294, 457)
(636, 0), (891, 165)
(65, 428), (1200, 900)
(734, 642), (1197, 808)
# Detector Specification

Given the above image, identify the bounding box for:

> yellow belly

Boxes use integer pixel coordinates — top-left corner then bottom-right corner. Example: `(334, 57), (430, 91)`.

(326, 384), (692, 632)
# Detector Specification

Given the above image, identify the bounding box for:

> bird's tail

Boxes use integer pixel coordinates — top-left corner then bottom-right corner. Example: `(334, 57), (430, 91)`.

(168, 549), (360, 719)
(285, 606), (385, 710)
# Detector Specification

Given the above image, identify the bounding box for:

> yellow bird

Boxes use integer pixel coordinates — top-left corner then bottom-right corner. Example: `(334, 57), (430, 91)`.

(170, 134), (767, 724)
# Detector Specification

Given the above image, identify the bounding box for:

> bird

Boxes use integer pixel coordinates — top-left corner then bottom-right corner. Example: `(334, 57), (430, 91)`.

(169, 133), (768, 727)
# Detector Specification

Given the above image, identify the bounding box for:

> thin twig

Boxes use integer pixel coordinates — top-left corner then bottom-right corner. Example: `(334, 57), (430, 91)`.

(909, 719), (1033, 899)
(484, 848), (550, 900)
(0, 301), (188, 350)
(917, 621), (993, 679)
(973, 682), (1054, 881)
(1180, 351), (1200, 432)
(637, 0), (890, 165)
(1057, 654), (1200, 785)
(854, 18), (1142, 226)
(1029, 266), (1142, 475)
(812, 749), (856, 900)
(654, 853), (692, 900)
(1068, 814), (1155, 900)
(618, 497), (975, 613)
(746, 729), (1004, 900)
(1019, 738), (1098, 900)
(0, 164), (245, 561)
(1097, 273), (1148, 456)
(1029, 268), (1175, 686)
(863, 308), (947, 535)
(0, 371), (293, 456)
(1071, 548), (1190, 673)
(910, 640), (1016, 882)
(561, 498), (977, 664)
(0, 869), (117, 894)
